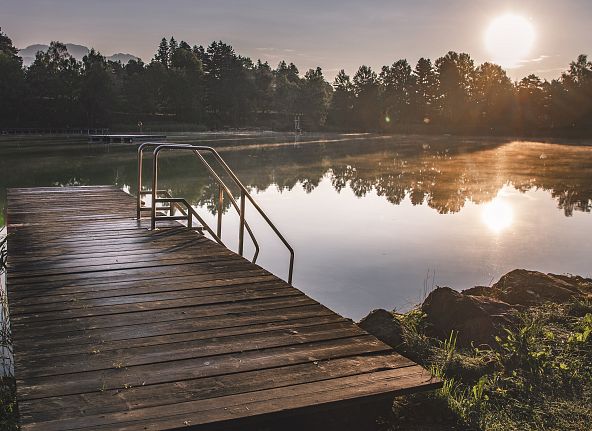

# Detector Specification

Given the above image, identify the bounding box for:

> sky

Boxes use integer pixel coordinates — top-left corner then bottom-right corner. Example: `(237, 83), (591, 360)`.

(2, 0), (591, 82)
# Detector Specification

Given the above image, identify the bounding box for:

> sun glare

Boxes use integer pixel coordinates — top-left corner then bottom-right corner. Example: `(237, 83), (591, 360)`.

(485, 13), (535, 68)
(482, 198), (514, 234)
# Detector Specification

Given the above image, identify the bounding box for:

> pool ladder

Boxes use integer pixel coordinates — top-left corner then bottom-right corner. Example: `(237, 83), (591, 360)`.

(136, 143), (294, 284)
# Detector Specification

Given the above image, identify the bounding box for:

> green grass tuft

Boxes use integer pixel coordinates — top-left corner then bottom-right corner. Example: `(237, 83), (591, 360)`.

(390, 301), (592, 430)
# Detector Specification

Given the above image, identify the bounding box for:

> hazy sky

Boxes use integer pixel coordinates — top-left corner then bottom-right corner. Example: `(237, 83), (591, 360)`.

(3, 0), (591, 81)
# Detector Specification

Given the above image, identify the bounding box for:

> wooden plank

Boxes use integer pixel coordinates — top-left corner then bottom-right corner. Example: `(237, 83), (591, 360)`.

(22, 367), (437, 431)
(11, 284), (300, 323)
(7, 253), (243, 280)
(17, 336), (391, 400)
(16, 322), (366, 377)
(12, 304), (337, 350)
(6, 186), (439, 431)
(16, 314), (347, 358)
(11, 295), (318, 336)
(8, 249), (241, 277)
(7, 268), (272, 299)
(10, 280), (284, 314)
(8, 272), (278, 305)
(18, 354), (415, 424)
(7, 261), (270, 291)
(7, 236), (229, 267)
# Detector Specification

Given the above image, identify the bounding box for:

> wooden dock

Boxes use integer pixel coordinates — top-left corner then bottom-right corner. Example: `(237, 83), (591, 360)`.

(89, 134), (167, 144)
(5, 186), (439, 431)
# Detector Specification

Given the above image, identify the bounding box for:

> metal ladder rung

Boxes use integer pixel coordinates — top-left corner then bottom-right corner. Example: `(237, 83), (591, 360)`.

(139, 190), (170, 195)
(139, 206), (172, 211)
(153, 215), (190, 221)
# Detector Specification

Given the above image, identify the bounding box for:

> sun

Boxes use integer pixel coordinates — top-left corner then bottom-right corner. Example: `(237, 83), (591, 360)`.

(485, 13), (535, 68)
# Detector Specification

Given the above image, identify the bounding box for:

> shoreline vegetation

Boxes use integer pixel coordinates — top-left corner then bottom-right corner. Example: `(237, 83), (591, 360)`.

(0, 229), (16, 431)
(359, 269), (592, 430)
(1, 29), (592, 137)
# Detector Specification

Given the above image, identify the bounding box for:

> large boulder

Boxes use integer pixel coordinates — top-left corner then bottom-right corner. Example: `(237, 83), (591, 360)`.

(421, 287), (516, 347)
(358, 309), (404, 349)
(464, 269), (592, 306)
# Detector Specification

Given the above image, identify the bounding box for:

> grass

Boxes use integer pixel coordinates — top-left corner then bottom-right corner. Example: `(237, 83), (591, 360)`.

(0, 377), (17, 431)
(0, 229), (18, 431)
(383, 300), (592, 430)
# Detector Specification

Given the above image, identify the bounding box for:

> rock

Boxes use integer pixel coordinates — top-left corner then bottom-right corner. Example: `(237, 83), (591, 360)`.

(358, 309), (404, 348)
(359, 270), (591, 351)
(462, 285), (491, 297)
(463, 269), (592, 306)
(421, 287), (516, 347)
(493, 269), (586, 305)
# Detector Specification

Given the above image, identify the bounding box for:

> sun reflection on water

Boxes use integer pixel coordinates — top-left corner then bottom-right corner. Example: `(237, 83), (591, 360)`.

(482, 197), (514, 233)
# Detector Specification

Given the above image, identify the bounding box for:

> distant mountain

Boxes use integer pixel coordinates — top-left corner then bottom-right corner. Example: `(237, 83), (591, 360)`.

(18, 43), (140, 66)
(107, 53), (140, 64)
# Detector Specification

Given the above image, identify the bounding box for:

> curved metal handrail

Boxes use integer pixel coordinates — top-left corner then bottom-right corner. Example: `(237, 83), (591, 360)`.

(190, 149), (260, 263)
(137, 142), (260, 261)
(137, 142), (294, 283)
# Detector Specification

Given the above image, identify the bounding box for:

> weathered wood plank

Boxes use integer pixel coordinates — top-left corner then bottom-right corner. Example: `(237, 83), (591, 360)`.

(17, 336), (391, 399)
(17, 322), (366, 378)
(23, 367), (437, 431)
(11, 296), (319, 337)
(12, 304), (337, 349)
(8, 273), (278, 305)
(16, 314), (347, 358)
(18, 353), (414, 423)
(6, 186), (439, 431)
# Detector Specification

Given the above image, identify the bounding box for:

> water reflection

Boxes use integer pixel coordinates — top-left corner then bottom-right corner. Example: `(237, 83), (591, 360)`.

(157, 139), (592, 219)
(0, 134), (591, 319)
(481, 193), (514, 234)
(1, 135), (591, 219)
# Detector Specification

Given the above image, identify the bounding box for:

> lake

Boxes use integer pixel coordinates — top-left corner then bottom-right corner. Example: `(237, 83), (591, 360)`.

(1, 132), (591, 320)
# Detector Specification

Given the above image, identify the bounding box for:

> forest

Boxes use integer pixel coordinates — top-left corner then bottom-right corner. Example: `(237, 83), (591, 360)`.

(1, 28), (591, 135)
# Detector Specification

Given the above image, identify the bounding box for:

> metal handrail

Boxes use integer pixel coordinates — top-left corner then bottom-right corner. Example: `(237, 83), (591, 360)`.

(136, 142), (294, 284)
(189, 149), (260, 262)
(137, 142), (259, 261)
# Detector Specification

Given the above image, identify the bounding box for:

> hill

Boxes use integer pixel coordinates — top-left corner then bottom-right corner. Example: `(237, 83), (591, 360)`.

(18, 43), (139, 66)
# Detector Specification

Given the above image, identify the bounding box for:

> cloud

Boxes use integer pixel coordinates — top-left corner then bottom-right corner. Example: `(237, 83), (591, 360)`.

(256, 47), (295, 53)
(506, 54), (551, 70)
(519, 55), (550, 64)
(530, 67), (567, 75)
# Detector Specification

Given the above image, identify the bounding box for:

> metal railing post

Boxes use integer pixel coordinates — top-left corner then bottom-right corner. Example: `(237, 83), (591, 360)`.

(136, 145), (143, 220)
(238, 190), (245, 256)
(217, 185), (223, 238)
(150, 151), (158, 230)
(288, 254), (294, 284)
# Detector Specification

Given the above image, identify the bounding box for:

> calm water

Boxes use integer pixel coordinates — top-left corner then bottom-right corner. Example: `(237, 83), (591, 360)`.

(1, 133), (591, 320)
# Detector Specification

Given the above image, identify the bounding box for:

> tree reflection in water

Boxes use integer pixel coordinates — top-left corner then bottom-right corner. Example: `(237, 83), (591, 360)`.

(0, 134), (590, 219)
(155, 137), (592, 218)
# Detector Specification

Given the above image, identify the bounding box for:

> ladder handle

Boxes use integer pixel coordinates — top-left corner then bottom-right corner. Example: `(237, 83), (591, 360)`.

(140, 143), (294, 285)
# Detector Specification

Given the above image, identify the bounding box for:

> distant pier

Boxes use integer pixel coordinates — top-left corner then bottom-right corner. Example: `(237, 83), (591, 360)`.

(89, 134), (167, 144)
(1, 128), (110, 135)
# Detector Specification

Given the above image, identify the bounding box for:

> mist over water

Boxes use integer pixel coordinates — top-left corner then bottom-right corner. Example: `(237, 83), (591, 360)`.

(1, 133), (591, 319)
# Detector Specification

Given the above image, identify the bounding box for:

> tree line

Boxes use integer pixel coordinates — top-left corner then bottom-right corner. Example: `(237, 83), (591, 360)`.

(1, 28), (591, 134)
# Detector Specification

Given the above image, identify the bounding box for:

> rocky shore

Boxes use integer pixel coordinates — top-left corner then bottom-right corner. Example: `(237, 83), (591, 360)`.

(358, 269), (592, 431)
(360, 269), (592, 348)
